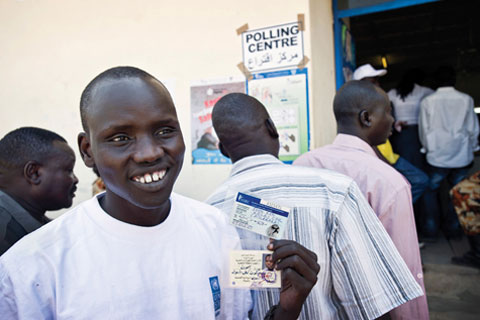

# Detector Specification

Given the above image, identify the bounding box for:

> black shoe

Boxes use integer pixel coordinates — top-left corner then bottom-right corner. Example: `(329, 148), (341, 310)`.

(451, 251), (480, 269)
(419, 234), (438, 243)
(444, 228), (464, 241)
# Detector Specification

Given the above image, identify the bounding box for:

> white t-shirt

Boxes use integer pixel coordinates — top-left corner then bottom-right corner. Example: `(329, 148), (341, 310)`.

(0, 193), (251, 319)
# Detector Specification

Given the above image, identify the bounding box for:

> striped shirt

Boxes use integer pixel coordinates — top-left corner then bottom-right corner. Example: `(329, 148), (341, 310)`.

(206, 154), (423, 320)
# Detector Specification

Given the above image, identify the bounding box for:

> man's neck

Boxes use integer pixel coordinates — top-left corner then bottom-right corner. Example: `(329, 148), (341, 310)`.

(99, 192), (171, 227)
(337, 127), (371, 146)
(232, 150), (278, 164)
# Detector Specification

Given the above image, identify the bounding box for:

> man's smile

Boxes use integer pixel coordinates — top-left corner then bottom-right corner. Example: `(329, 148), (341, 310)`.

(132, 169), (167, 184)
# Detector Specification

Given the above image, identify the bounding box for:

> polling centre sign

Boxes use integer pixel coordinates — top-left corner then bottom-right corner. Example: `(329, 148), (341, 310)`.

(242, 22), (304, 73)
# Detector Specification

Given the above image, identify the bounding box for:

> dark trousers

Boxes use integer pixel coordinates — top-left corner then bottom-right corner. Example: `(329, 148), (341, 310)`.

(393, 157), (429, 203)
(421, 165), (470, 237)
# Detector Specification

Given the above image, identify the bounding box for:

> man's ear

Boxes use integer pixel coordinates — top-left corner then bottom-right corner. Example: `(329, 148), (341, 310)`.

(359, 110), (372, 127)
(265, 118), (279, 139)
(24, 161), (41, 185)
(218, 142), (230, 159)
(78, 132), (95, 168)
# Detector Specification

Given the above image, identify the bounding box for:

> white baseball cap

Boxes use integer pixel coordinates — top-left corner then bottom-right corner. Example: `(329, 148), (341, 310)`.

(353, 64), (387, 81)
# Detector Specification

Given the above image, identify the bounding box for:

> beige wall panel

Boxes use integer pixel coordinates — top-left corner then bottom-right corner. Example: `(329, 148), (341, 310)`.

(0, 0), (335, 217)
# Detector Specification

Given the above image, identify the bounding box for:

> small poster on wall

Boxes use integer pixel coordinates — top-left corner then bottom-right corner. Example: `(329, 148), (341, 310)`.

(341, 21), (356, 82)
(247, 68), (309, 163)
(191, 77), (245, 164)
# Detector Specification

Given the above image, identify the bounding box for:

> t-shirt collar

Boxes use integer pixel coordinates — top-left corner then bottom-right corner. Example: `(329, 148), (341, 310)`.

(230, 154), (283, 178)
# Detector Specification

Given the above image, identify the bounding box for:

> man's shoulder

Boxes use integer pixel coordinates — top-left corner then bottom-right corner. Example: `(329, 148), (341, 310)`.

(173, 192), (221, 214)
(296, 144), (376, 169)
(225, 160), (355, 192)
(427, 88), (472, 101)
(280, 162), (355, 185)
(452, 89), (474, 102)
(172, 192), (228, 228)
(0, 204), (13, 221)
(294, 146), (330, 162)
(0, 191), (22, 216)
(300, 147), (409, 194)
(0, 199), (91, 262)
(207, 161), (357, 216)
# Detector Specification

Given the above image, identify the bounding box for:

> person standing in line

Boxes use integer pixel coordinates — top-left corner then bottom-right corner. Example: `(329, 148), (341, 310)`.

(418, 66), (480, 239)
(353, 64), (429, 204)
(388, 68), (433, 171)
(294, 80), (429, 320)
(208, 92), (425, 320)
(450, 171), (480, 269)
(0, 127), (78, 255)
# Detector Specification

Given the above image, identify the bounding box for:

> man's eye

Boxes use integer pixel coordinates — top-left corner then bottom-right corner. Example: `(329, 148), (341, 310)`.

(111, 135), (130, 142)
(156, 128), (174, 135)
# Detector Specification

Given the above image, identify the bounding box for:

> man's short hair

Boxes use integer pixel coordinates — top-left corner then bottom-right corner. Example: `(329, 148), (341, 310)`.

(333, 80), (385, 124)
(80, 66), (162, 132)
(212, 93), (268, 143)
(0, 127), (67, 170)
(435, 66), (456, 87)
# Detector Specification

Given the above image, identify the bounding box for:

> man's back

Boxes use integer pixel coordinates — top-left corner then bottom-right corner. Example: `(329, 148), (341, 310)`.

(419, 87), (479, 168)
(207, 154), (423, 320)
(294, 134), (428, 319)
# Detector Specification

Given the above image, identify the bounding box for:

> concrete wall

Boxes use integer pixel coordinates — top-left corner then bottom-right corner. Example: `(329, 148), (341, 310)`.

(0, 0), (336, 217)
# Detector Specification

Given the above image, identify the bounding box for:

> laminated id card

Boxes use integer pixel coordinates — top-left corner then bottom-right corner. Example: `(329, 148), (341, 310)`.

(229, 250), (281, 289)
(230, 192), (290, 239)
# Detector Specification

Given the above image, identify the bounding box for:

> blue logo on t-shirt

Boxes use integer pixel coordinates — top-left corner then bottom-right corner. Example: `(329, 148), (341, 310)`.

(209, 276), (221, 317)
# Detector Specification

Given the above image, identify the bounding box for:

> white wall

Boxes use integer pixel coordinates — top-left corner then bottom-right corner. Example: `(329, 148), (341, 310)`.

(0, 0), (336, 217)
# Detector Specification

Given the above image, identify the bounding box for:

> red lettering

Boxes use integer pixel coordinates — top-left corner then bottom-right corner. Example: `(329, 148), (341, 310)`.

(198, 113), (212, 123)
(204, 96), (223, 108)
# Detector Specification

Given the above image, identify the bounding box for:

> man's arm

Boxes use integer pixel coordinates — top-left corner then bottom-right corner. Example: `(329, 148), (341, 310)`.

(467, 96), (480, 151)
(0, 209), (13, 255)
(330, 181), (424, 319)
(265, 240), (320, 320)
(418, 99), (429, 152)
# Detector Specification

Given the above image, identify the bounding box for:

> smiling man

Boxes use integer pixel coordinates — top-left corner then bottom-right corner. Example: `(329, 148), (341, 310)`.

(0, 67), (318, 319)
(0, 127), (78, 255)
(294, 80), (428, 320)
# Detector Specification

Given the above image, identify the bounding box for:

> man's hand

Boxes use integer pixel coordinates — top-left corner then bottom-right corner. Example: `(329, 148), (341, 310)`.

(394, 120), (407, 132)
(267, 240), (320, 320)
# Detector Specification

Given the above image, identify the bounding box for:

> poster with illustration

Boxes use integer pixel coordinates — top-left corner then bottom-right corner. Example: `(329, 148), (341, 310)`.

(247, 68), (309, 163)
(191, 78), (245, 164)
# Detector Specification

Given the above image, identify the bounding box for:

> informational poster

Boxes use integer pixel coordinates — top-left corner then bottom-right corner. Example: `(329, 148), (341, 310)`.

(247, 68), (309, 163)
(242, 22), (304, 73)
(191, 78), (245, 164)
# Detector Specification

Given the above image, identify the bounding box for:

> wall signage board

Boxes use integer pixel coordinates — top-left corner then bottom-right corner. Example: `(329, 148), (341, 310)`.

(247, 68), (309, 163)
(190, 77), (245, 164)
(242, 22), (304, 73)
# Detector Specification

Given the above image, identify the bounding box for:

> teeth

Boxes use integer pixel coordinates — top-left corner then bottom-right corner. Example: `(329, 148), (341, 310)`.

(158, 170), (166, 179)
(144, 173), (152, 183)
(134, 170), (167, 184)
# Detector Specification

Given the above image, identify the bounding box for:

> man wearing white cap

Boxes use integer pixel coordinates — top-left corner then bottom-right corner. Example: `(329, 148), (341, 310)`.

(353, 63), (387, 86)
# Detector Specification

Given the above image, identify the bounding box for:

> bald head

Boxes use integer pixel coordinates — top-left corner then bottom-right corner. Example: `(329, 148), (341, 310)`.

(334, 80), (387, 126)
(80, 66), (171, 132)
(212, 93), (279, 162)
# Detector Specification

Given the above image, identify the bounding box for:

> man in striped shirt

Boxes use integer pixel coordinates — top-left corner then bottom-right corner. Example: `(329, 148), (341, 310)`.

(294, 81), (428, 319)
(206, 93), (424, 319)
